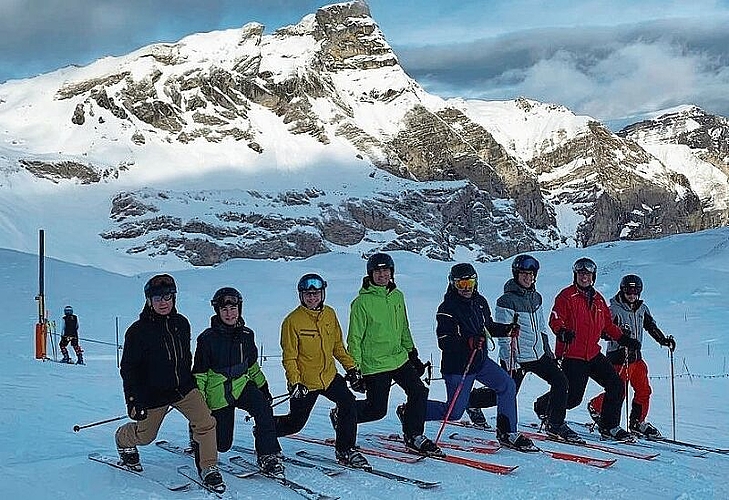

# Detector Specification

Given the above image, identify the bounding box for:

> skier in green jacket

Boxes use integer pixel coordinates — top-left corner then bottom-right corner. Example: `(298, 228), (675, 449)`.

(346, 252), (443, 456)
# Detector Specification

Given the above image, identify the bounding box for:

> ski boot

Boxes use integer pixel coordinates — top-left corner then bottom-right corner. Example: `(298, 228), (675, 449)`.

(630, 420), (662, 438)
(60, 354), (72, 364)
(546, 422), (585, 444)
(336, 448), (372, 470)
(200, 465), (225, 493)
(258, 453), (285, 478)
(117, 446), (142, 472)
(497, 431), (540, 452)
(76, 354), (84, 365)
(404, 434), (445, 457)
(599, 425), (634, 442)
(465, 407), (491, 429)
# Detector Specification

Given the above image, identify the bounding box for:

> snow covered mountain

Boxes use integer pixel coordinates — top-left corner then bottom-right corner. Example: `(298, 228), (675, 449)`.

(0, 1), (723, 268)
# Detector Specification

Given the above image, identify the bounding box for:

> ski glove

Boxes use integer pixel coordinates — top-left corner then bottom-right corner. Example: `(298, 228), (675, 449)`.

(259, 382), (273, 404)
(345, 368), (366, 393)
(660, 336), (676, 352)
(126, 399), (147, 421)
(618, 334), (641, 350)
(289, 383), (309, 399)
(408, 349), (428, 377)
(556, 328), (576, 344)
(468, 336), (486, 351)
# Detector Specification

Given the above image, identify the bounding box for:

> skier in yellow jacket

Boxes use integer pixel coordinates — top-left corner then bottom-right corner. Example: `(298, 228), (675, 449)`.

(275, 273), (371, 469)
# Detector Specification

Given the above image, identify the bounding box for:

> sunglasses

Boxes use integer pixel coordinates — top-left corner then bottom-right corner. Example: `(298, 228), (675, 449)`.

(453, 278), (477, 290)
(151, 293), (175, 303)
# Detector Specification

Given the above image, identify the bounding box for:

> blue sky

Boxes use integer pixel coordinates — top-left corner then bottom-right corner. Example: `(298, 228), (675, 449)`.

(2, 0), (729, 123)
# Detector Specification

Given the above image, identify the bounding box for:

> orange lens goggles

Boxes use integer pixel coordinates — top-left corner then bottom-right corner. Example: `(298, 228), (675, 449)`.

(453, 278), (477, 290)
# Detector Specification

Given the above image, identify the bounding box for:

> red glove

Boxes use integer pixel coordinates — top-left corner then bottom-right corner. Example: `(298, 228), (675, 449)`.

(468, 336), (486, 351)
(509, 324), (520, 338)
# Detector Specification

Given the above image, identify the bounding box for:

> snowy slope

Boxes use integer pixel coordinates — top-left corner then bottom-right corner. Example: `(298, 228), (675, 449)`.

(2, 227), (729, 499)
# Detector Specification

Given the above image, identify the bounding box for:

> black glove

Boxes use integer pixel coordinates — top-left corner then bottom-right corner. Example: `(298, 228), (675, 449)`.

(289, 383), (309, 399)
(557, 328), (576, 344)
(620, 324), (632, 336)
(618, 334), (641, 350)
(126, 398), (147, 421)
(467, 336), (486, 351)
(345, 368), (366, 393)
(660, 336), (676, 352)
(408, 349), (427, 377)
(259, 382), (273, 404)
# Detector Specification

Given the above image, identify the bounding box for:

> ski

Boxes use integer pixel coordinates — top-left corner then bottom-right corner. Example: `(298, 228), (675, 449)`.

(366, 432), (500, 454)
(644, 436), (729, 455)
(364, 436), (517, 475)
(177, 464), (228, 498)
(155, 440), (258, 478)
(229, 444), (345, 476)
(284, 434), (425, 463)
(447, 433), (617, 469)
(295, 450), (440, 489)
(88, 452), (191, 491)
(229, 455), (339, 500)
(521, 424), (659, 460)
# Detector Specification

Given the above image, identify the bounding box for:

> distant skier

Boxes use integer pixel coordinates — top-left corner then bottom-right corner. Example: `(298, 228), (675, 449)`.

(60, 305), (83, 364)
(588, 274), (676, 437)
(549, 258), (641, 441)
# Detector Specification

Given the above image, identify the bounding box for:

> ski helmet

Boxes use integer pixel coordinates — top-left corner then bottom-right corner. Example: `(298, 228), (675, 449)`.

(297, 273), (327, 308)
(211, 287), (243, 315)
(366, 252), (395, 277)
(511, 254), (540, 280)
(64, 305), (73, 315)
(144, 274), (177, 299)
(449, 263), (478, 291)
(620, 274), (643, 296)
(572, 257), (597, 284)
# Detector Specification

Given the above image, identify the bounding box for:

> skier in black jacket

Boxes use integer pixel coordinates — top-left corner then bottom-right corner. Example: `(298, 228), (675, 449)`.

(59, 305), (83, 364)
(115, 274), (225, 493)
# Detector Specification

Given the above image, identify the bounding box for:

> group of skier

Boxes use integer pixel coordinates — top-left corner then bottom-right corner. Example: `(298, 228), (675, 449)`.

(112, 252), (676, 493)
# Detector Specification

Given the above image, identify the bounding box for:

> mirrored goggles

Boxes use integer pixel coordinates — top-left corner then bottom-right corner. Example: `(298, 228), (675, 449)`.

(573, 261), (597, 274)
(519, 257), (539, 272)
(453, 278), (477, 290)
(219, 296), (241, 308)
(300, 277), (325, 290)
(151, 293), (175, 303)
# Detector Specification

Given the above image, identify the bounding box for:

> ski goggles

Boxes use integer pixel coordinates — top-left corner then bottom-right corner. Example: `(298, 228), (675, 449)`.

(218, 295), (241, 308)
(573, 260), (597, 274)
(453, 278), (477, 290)
(299, 276), (326, 290)
(151, 293), (175, 303)
(622, 286), (641, 296)
(518, 256), (539, 272)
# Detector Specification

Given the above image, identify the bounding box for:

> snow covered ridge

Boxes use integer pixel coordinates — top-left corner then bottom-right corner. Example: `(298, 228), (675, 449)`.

(0, 1), (726, 267)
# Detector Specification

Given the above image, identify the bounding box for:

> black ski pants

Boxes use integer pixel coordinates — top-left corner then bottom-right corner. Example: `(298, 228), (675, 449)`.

(211, 381), (281, 456)
(562, 352), (624, 430)
(355, 361), (428, 438)
(468, 354), (569, 426)
(274, 374), (357, 453)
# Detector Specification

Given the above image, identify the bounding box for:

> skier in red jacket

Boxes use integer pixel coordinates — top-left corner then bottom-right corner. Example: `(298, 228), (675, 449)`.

(549, 258), (640, 441)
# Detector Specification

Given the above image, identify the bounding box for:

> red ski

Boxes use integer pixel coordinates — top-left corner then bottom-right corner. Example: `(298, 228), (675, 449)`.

(365, 434), (517, 475)
(284, 434), (424, 463)
(368, 433), (500, 454)
(448, 433), (616, 469)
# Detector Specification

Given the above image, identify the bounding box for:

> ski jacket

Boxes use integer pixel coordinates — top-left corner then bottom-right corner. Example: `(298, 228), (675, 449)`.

(347, 278), (415, 376)
(120, 304), (196, 410)
(494, 278), (554, 365)
(193, 315), (267, 411)
(436, 286), (511, 376)
(280, 304), (355, 391)
(62, 314), (79, 338)
(607, 293), (667, 365)
(549, 284), (623, 361)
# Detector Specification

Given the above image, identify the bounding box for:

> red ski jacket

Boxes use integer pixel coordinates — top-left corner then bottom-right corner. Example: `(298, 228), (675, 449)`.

(549, 284), (623, 361)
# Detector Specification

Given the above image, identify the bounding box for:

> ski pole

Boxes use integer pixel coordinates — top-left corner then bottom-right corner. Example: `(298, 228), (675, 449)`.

(669, 336), (676, 440)
(434, 346), (479, 445)
(73, 414), (127, 432)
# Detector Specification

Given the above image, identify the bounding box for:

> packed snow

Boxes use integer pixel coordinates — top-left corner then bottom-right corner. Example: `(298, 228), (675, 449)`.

(2, 226), (729, 499)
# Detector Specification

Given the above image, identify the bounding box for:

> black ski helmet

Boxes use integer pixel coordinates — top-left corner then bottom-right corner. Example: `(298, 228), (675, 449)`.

(449, 263), (478, 290)
(572, 257), (597, 284)
(511, 254), (540, 280)
(144, 274), (177, 299)
(366, 252), (395, 278)
(297, 273), (327, 308)
(211, 287), (243, 316)
(620, 274), (643, 295)
(64, 305), (73, 315)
